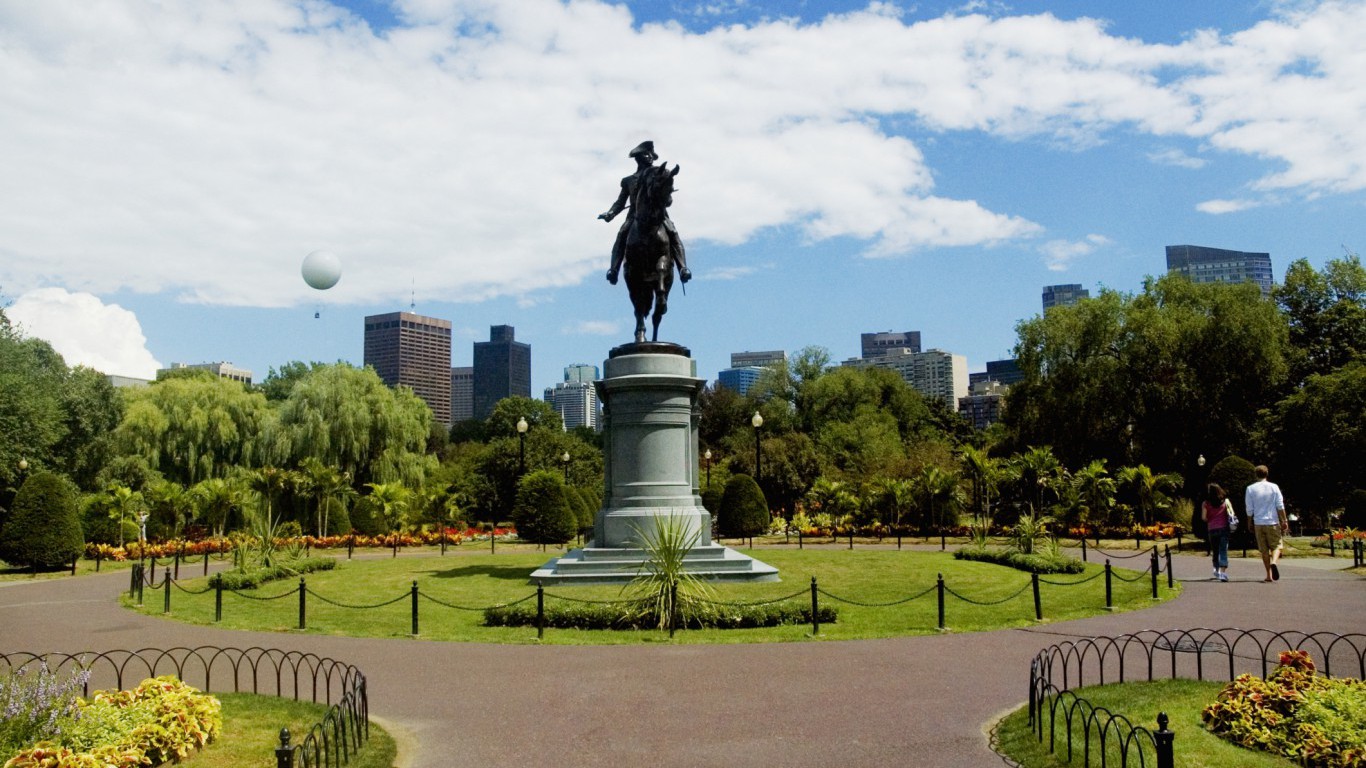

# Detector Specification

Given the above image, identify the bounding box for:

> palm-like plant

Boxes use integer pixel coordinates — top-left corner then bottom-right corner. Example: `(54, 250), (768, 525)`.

(1013, 446), (1065, 516)
(241, 466), (294, 568)
(297, 457), (350, 537)
(868, 477), (915, 529)
(1118, 464), (1182, 526)
(958, 446), (999, 522)
(365, 482), (411, 537)
(188, 477), (238, 539)
(1071, 459), (1116, 533)
(625, 514), (715, 631)
(917, 466), (964, 533)
(104, 484), (144, 547)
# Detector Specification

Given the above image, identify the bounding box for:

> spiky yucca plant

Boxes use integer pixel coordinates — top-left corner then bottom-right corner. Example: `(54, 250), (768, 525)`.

(624, 515), (715, 631)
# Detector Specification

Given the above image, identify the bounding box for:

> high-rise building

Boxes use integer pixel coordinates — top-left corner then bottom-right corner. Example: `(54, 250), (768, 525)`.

(157, 361), (253, 385)
(472, 325), (531, 420)
(730, 350), (786, 368)
(450, 366), (474, 423)
(1042, 284), (1090, 311)
(1165, 244), (1273, 295)
(716, 367), (767, 395)
(861, 330), (921, 359)
(364, 311), (453, 425)
(545, 364), (601, 431)
(844, 348), (968, 409)
(958, 380), (1008, 431)
(717, 350), (784, 396)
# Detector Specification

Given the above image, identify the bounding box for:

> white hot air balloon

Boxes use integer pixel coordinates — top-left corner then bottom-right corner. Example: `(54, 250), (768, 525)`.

(301, 250), (342, 290)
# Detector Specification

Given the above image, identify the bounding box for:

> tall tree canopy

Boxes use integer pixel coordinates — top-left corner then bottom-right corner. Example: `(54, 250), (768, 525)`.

(1275, 254), (1366, 387)
(1003, 275), (1289, 476)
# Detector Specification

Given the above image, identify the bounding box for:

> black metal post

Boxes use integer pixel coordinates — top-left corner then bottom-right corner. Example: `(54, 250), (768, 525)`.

(798, 530), (803, 549)
(848, 529), (854, 550)
(936, 573), (946, 630)
(440, 528), (447, 556)
(128, 562), (137, 597)
(1154, 712), (1174, 768)
(536, 582), (545, 640)
(1329, 529), (1336, 557)
(411, 580), (419, 636)
(1081, 538), (1088, 562)
(1105, 560), (1113, 609)
(298, 577), (306, 630)
(1150, 547), (1159, 599)
(518, 430), (526, 477)
(162, 568), (171, 614)
(1176, 532), (1182, 552)
(754, 426), (761, 485)
(897, 532), (902, 550)
(203, 551), (209, 576)
(214, 575), (223, 622)
(347, 535), (354, 560)
(940, 531), (946, 551)
(276, 728), (294, 768)
(1165, 545), (1174, 589)
(810, 576), (819, 635)
(174, 546), (181, 580)
(1032, 572), (1041, 621)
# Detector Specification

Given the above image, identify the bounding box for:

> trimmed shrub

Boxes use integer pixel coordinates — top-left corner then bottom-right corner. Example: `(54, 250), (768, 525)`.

(1342, 488), (1366, 529)
(484, 600), (836, 630)
(566, 486), (595, 532)
(512, 470), (577, 545)
(214, 557), (336, 590)
(0, 471), (84, 569)
(1209, 455), (1258, 516)
(700, 486), (722, 516)
(717, 474), (768, 539)
(953, 547), (1085, 574)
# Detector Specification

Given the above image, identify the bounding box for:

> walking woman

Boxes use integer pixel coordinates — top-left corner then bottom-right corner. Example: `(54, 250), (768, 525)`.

(1202, 483), (1235, 581)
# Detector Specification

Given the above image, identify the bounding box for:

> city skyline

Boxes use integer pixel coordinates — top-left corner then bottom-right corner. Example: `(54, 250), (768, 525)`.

(5, 1), (1365, 397)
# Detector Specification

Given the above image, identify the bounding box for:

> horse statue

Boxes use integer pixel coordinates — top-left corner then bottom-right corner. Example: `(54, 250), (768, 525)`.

(623, 162), (684, 342)
(601, 141), (689, 344)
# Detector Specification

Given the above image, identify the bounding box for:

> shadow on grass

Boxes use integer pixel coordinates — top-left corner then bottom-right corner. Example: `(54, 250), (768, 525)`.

(418, 563), (544, 581)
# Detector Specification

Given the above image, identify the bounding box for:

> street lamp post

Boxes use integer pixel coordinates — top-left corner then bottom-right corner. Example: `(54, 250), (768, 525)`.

(751, 412), (763, 484)
(517, 417), (528, 476)
(561, 451), (570, 483)
(703, 449), (712, 489)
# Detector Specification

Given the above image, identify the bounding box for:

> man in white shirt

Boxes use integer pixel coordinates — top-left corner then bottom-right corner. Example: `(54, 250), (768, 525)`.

(1245, 464), (1289, 582)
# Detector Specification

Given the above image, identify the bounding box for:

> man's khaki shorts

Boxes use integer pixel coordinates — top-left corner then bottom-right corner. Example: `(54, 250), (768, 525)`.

(1255, 524), (1283, 555)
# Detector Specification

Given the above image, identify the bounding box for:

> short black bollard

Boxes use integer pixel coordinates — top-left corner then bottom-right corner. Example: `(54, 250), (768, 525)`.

(1031, 573), (1042, 621)
(798, 530), (803, 550)
(1356, 539), (1364, 568)
(129, 563), (139, 597)
(1136, 534), (1142, 550)
(897, 532), (902, 550)
(174, 547), (181, 580)
(412, 580), (420, 636)
(1329, 529), (1336, 557)
(214, 575), (223, 622)
(940, 531), (946, 551)
(137, 567), (144, 606)
(536, 582), (545, 640)
(1154, 712), (1174, 768)
(1150, 547), (1159, 599)
(848, 529), (854, 550)
(95, 553), (102, 573)
(1176, 532), (1183, 552)
(347, 535), (354, 560)
(162, 568), (171, 614)
(1080, 538), (1087, 562)
(936, 573), (946, 630)
(1105, 560), (1113, 609)
(276, 728), (294, 768)
(70, 557), (77, 576)
(298, 578), (306, 630)
(202, 551), (209, 576)
(1165, 545), (1174, 589)
(440, 530), (447, 556)
(810, 576), (820, 635)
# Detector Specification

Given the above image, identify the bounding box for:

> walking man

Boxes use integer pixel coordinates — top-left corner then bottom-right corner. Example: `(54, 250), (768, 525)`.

(1245, 465), (1289, 582)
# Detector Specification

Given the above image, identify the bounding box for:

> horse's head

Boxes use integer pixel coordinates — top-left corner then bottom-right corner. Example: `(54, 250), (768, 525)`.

(637, 162), (678, 217)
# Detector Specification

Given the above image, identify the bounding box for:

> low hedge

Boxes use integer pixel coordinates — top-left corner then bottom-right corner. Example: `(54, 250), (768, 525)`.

(952, 547), (1085, 574)
(213, 557), (337, 590)
(484, 600), (837, 630)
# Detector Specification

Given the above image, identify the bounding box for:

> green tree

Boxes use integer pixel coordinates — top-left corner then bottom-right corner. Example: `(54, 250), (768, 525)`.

(511, 471), (576, 545)
(53, 366), (123, 490)
(959, 445), (1002, 522)
(1207, 455), (1258, 520)
(0, 321), (66, 501)
(718, 474), (769, 539)
(0, 471), (84, 569)
(1011, 446), (1065, 517)
(103, 483), (144, 547)
(1070, 459), (1116, 533)
(1257, 361), (1366, 522)
(143, 479), (190, 540)
(188, 477), (238, 538)
(296, 457), (352, 537)
(1004, 276), (1288, 474)
(114, 374), (275, 486)
(256, 361), (327, 402)
(277, 363), (435, 489)
(916, 466), (964, 533)
(365, 482), (411, 536)
(1275, 254), (1366, 386)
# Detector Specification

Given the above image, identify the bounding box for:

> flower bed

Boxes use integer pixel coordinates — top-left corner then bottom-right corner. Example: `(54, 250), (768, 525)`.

(83, 526), (520, 562)
(2, 675), (220, 768)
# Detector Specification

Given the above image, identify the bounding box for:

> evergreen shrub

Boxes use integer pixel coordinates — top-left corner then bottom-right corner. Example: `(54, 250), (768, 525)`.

(512, 471), (577, 545)
(717, 474), (768, 539)
(953, 547), (1085, 574)
(484, 600), (836, 630)
(214, 557), (336, 590)
(0, 471), (84, 569)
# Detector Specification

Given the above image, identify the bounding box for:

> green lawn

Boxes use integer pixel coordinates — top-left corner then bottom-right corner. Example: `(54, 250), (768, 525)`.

(184, 693), (396, 768)
(126, 548), (1178, 644)
(993, 679), (1296, 768)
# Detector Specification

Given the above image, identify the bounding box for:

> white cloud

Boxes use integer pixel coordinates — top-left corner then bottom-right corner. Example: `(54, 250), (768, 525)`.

(1041, 234), (1111, 271)
(701, 266), (758, 281)
(563, 320), (619, 335)
(7, 288), (162, 378)
(1148, 148), (1207, 169)
(1, 1), (1363, 309)
(1196, 198), (1262, 214)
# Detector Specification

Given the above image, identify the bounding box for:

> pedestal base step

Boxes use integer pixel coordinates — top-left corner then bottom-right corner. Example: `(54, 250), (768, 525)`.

(529, 545), (779, 585)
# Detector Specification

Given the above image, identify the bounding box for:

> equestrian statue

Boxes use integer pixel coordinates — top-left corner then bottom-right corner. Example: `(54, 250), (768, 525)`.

(599, 140), (690, 343)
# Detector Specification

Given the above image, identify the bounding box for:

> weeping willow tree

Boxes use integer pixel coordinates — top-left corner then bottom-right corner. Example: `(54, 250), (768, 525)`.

(276, 363), (436, 491)
(113, 373), (274, 486)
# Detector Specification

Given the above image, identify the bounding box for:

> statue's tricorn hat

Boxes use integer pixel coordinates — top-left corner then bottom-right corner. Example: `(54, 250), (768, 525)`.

(629, 140), (655, 158)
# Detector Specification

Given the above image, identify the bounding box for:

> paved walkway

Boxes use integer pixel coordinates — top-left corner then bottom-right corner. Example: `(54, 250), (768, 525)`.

(2, 548), (1362, 768)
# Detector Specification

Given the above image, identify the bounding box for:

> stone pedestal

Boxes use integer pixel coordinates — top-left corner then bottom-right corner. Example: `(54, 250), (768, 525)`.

(531, 342), (777, 584)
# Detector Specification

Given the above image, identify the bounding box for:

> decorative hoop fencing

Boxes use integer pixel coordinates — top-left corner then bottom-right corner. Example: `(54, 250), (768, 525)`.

(1026, 628), (1366, 767)
(0, 646), (370, 768)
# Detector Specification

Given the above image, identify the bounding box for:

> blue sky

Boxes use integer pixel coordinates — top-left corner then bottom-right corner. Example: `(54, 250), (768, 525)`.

(3, 0), (1365, 396)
